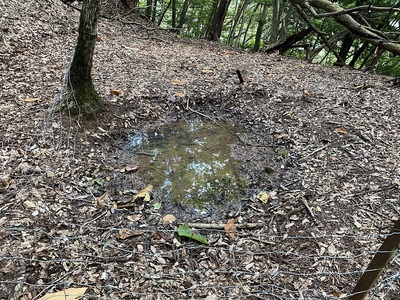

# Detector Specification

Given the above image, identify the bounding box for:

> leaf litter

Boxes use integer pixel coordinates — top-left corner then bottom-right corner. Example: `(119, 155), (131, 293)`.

(0, 0), (400, 299)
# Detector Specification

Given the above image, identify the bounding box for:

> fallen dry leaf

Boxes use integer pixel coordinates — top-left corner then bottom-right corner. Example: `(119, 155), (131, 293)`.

(117, 228), (145, 240)
(94, 192), (110, 208)
(256, 191), (270, 204)
(133, 184), (153, 202)
(335, 127), (348, 134)
(110, 89), (122, 96)
(171, 79), (187, 85)
(224, 217), (238, 239)
(38, 287), (87, 300)
(162, 214), (176, 225)
(124, 164), (138, 172)
(201, 69), (214, 75)
(175, 92), (186, 99)
(24, 97), (40, 103)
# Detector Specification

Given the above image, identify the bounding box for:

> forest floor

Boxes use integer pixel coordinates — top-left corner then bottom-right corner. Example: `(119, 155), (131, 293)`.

(1, 1), (400, 299)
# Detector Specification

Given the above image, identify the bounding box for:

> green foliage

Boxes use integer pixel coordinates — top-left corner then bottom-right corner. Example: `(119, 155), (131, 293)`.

(177, 225), (210, 245)
(374, 56), (400, 77)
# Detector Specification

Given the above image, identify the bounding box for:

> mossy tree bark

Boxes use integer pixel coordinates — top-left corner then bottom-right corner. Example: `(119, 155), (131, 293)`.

(66, 0), (103, 118)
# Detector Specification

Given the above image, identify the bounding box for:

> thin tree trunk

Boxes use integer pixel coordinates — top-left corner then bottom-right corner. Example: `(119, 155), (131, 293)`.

(241, 6), (256, 48)
(227, 0), (249, 45)
(253, 3), (269, 51)
(151, 0), (157, 22)
(146, 0), (152, 20)
(177, 0), (190, 30)
(171, 0), (177, 29)
(158, 0), (172, 26)
(205, 0), (231, 41)
(65, 0), (103, 118)
(334, 32), (355, 65)
(349, 41), (368, 67)
(236, 2), (258, 47)
(270, 0), (280, 43)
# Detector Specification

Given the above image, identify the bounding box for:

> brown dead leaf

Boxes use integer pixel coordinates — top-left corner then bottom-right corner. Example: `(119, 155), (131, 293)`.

(110, 89), (122, 96)
(335, 127), (348, 134)
(24, 97), (40, 103)
(125, 164), (138, 172)
(94, 192), (110, 208)
(276, 133), (289, 139)
(133, 184), (153, 202)
(171, 79), (187, 85)
(117, 228), (145, 240)
(38, 287), (87, 300)
(175, 92), (186, 99)
(332, 289), (341, 298)
(162, 214), (176, 225)
(201, 69), (214, 75)
(224, 217), (238, 239)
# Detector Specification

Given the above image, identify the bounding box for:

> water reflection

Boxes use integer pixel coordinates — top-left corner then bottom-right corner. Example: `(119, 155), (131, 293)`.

(128, 119), (247, 208)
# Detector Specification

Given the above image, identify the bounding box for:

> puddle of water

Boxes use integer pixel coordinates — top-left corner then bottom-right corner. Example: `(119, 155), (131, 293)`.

(128, 119), (247, 210)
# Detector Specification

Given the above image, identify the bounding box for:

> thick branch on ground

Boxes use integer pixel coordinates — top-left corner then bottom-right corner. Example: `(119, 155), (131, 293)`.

(265, 27), (313, 53)
(294, 0), (400, 55)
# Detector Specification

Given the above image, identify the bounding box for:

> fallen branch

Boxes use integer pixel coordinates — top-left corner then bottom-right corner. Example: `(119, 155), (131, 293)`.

(185, 96), (220, 124)
(301, 144), (329, 160)
(353, 184), (397, 196)
(301, 198), (317, 222)
(184, 222), (266, 230)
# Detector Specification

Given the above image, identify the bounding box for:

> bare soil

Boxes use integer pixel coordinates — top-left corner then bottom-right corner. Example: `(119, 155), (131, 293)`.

(1, 1), (399, 299)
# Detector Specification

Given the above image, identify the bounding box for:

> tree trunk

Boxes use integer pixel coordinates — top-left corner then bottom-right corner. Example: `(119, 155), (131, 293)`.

(151, 0), (157, 22)
(205, 0), (231, 41)
(349, 41), (368, 67)
(171, 0), (177, 29)
(236, 2), (258, 47)
(227, 0), (249, 45)
(177, 0), (190, 30)
(145, 0), (152, 20)
(158, 0), (172, 26)
(334, 32), (355, 65)
(270, 0), (280, 43)
(253, 3), (269, 51)
(66, 0), (103, 118)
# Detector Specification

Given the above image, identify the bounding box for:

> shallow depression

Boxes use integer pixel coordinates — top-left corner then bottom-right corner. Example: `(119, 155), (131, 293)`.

(128, 119), (248, 214)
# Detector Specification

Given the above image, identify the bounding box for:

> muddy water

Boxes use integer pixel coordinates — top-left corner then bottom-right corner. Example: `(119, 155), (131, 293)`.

(128, 119), (247, 211)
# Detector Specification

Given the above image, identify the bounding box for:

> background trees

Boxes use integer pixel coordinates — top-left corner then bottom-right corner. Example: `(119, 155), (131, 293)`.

(58, 0), (398, 118)
(133, 0), (400, 76)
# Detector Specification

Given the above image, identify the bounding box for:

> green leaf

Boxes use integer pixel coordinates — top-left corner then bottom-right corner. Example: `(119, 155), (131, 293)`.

(153, 202), (162, 210)
(95, 178), (105, 186)
(177, 224), (210, 245)
(278, 149), (289, 158)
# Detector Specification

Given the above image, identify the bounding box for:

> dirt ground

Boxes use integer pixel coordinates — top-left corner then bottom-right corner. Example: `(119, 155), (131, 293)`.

(1, 1), (400, 299)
